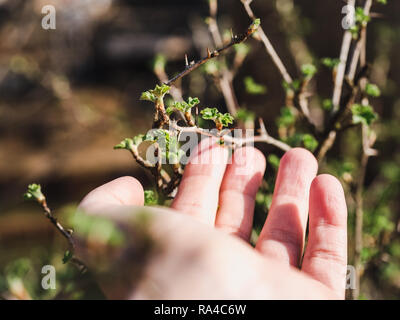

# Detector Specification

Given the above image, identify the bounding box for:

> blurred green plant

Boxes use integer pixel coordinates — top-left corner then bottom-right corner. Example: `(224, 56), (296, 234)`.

(244, 76), (267, 95)
(11, 0), (397, 301)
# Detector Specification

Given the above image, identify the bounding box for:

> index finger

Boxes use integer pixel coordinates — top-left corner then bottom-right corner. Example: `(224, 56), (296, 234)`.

(171, 137), (229, 225)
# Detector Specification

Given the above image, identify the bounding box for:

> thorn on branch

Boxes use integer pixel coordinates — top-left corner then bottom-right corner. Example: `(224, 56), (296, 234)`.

(185, 54), (189, 67)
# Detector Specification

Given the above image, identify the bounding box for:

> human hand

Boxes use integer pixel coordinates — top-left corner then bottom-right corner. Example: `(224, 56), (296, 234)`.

(77, 138), (347, 299)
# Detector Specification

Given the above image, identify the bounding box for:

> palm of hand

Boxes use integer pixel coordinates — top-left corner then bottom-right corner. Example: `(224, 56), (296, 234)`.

(78, 139), (347, 299)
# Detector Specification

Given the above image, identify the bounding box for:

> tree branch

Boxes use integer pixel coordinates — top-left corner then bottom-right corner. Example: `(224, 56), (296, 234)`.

(316, 0), (372, 161)
(353, 123), (377, 300)
(24, 185), (87, 273)
(331, 0), (356, 113)
(170, 118), (291, 152)
(240, 0), (293, 85)
(347, 0), (372, 82)
(207, 0), (240, 115)
(165, 19), (260, 86)
(240, 0), (317, 131)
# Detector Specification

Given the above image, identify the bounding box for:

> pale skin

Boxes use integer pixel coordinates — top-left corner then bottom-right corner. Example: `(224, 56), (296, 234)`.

(78, 138), (348, 299)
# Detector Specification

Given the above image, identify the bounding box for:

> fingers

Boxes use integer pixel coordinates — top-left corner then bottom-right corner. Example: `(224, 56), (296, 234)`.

(78, 176), (144, 214)
(215, 147), (266, 241)
(256, 148), (318, 267)
(171, 137), (229, 225)
(301, 174), (348, 298)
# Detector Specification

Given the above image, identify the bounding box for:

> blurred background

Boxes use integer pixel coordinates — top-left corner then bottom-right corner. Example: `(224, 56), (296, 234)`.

(0, 0), (399, 299)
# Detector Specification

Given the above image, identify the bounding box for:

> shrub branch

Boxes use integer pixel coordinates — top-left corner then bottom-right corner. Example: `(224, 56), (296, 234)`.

(24, 184), (87, 273)
(165, 19), (260, 85)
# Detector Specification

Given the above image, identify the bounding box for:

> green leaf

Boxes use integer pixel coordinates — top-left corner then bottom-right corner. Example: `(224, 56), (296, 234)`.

(201, 107), (233, 128)
(153, 54), (166, 71)
(166, 105), (175, 115)
(301, 63), (317, 78)
(335, 160), (355, 177)
(140, 84), (170, 102)
(219, 113), (234, 127)
(267, 154), (280, 170)
(187, 97), (200, 108)
(351, 104), (378, 126)
(236, 108), (256, 122)
(302, 134), (318, 152)
(282, 80), (290, 92)
(153, 84), (170, 97)
(168, 97), (200, 114)
(144, 132), (157, 142)
(355, 7), (370, 26)
(282, 79), (301, 93)
(173, 102), (187, 113)
(133, 134), (145, 146)
(62, 250), (73, 264)
(249, 18), (261, 33)
(361, 247), (379, 263)
(389, 241), (400, 257)
(244, 76), (267, 95)
(144, 190), (158, 206)
(140, 91), (156, 102)
(201, 107), (219, 120)
(255, 191), (272, 211)
(252, 18), (261, 27)
(365, 83), (381, 97)
(285, 132), (304, 147)
(114, 138), (134, 150)
(203, 60), (219, 75)
(350, 24), (360, 39)
(322, 99), (333, 111)
(321, 57), (340, 69)
(24, 183), (45, 202)
(377, 0), (387, 4)
(292, 79), (301, 91)
(234, 43), (250, 56)
(277, 107), (295, 127)
(5, 258), (32, 280)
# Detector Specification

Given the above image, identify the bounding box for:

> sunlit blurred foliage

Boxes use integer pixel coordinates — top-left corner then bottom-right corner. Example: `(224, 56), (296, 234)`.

(0, 0), (399, 299)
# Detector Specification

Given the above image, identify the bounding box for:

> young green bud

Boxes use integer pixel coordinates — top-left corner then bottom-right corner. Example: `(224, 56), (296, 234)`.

(365, 83), (381, 97)
(301, 63), (317, 79)
(244, 76), (267, 95)
(114, 138), (134, 150)
(351, 104), (378, 126)
(24, 184), (45, 203)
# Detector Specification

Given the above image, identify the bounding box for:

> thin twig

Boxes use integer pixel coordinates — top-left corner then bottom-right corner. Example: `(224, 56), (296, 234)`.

(347, 0), (372, 82)
(37, 198), (87, 273)
(240, 0), (317, 129)
(165, 19), (259, 86)
(316, 0), (372, 161)
(128, 143), (169, 191)
(170, 119), (291, 152)
(240, 0), (293, 85)
(316, 64), (368, 161)
(352, 13), (376, 298)
(332, 0), (356, 113)
(353, 124), (377, 300)
(208, 0), (240, 115)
